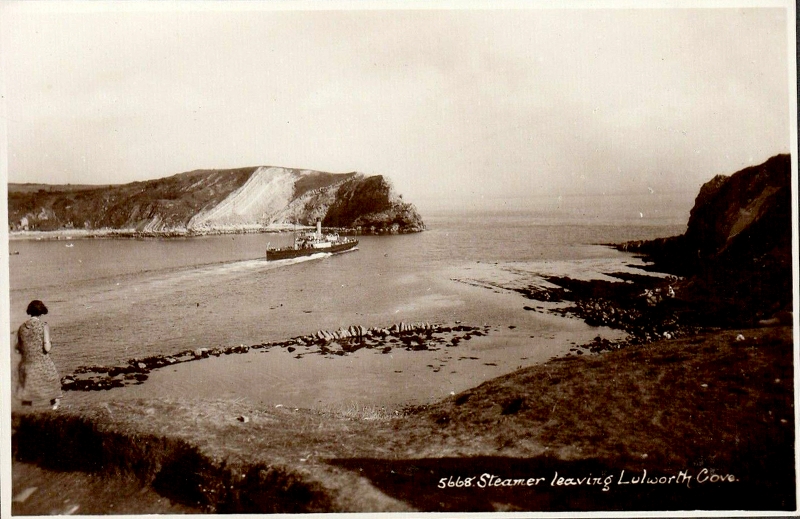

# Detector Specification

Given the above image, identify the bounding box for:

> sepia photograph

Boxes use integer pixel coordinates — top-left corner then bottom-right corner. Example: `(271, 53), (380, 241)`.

(1, 0), (797, 515)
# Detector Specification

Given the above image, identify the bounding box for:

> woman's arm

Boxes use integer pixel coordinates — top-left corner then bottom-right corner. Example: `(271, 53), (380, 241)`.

(43, 323), (52, 353)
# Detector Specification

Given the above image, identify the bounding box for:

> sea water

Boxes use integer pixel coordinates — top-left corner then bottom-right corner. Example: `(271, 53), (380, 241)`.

(8, 202), (689, 407)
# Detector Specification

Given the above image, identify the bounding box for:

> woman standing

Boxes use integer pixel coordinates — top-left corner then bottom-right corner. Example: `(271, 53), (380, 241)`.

(16, 300), (62, 409)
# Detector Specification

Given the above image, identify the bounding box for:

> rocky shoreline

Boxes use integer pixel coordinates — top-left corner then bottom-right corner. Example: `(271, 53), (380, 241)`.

(516, 153), (793, 351)
(9, 223), (422, 242)
(612, 154), (791, 328)
(516, 270), (707, 352)
(62, 322), (490, 392)
(9, 226), (290, 241)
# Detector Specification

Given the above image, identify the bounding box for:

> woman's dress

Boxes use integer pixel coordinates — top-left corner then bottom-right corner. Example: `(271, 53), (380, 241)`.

(16, 318), (62, 406)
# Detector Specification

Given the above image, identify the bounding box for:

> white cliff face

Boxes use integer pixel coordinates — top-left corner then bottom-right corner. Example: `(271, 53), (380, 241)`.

(188, 167), (298, 229)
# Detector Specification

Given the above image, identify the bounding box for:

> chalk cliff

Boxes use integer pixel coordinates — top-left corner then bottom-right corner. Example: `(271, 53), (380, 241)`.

(8, 167), (425, 235)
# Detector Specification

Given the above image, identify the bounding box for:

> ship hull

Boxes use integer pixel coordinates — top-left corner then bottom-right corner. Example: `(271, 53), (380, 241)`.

(266, 240), (358, 261)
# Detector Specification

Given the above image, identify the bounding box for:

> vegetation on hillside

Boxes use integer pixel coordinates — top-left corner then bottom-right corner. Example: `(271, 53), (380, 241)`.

(8, 168), (257, 231)
(12, 326), (794, 513)
(8, 168), (425, 234)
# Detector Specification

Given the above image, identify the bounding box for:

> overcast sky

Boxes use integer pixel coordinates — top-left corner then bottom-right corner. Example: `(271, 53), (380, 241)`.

(0, 2), (793, 211)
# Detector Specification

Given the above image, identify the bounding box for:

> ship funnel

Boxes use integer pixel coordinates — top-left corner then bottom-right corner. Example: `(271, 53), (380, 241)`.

(316, 221), (322, 238)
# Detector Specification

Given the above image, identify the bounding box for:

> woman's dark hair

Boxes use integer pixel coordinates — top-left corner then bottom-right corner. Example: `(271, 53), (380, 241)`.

(26, 300), (48, 317)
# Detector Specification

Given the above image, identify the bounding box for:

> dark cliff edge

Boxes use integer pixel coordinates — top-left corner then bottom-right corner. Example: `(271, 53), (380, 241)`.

(323, 175), (423, 233)
(8, 167), (425, 235)
(615, 153), (793, 327)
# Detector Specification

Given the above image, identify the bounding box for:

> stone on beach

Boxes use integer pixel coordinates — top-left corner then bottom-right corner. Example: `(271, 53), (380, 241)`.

(61, 320), (487, 393)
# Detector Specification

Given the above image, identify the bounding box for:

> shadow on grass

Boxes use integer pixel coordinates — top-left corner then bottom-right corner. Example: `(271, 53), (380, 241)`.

(12, 412), (332, 513)
(328, 455), (795, 512)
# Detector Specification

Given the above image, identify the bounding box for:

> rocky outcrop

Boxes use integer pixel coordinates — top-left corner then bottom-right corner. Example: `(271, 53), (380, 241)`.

(322, 175), (425, 233)
(8, 168), (425, 235)
(616, 154), (792, 326)
(62, 322), (487, 392)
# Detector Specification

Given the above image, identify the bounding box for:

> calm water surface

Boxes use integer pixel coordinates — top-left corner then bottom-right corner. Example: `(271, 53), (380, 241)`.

(9, 210), (685, 404)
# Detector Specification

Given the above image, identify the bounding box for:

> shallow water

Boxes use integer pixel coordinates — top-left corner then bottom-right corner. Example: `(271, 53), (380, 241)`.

(9, 210), (685, 409)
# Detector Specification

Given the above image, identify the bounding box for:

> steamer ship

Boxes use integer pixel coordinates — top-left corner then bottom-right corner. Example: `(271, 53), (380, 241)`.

(266, 222), (358, 261)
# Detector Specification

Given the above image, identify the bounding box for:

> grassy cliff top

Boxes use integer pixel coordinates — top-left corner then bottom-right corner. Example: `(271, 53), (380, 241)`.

(12, 325), (794, 513)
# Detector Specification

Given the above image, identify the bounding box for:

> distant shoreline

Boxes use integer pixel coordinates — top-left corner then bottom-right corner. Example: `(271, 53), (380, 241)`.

(8, 224), (310, 241)
(9, 224), (419, 241)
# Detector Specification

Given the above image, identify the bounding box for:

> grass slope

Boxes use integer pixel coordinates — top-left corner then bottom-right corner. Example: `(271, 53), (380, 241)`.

(12, 326), (794, 513)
